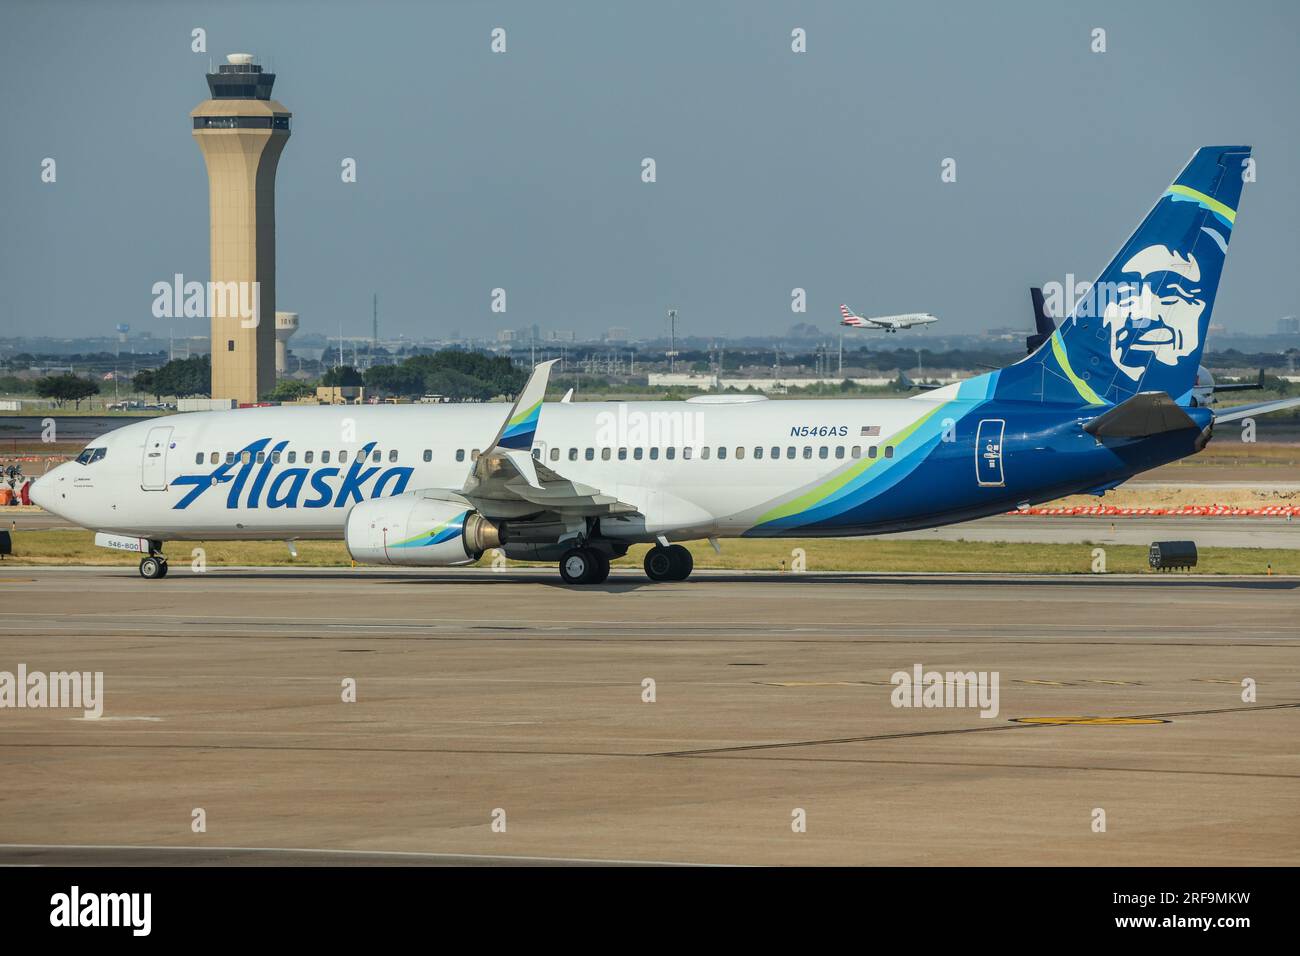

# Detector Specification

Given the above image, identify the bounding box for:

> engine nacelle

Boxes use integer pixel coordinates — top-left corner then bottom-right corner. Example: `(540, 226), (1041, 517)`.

(345, 491), (502, 567)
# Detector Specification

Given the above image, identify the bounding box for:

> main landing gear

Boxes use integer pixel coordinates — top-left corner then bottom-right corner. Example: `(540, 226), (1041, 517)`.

(643, 544), (693, 582)
(138, 544), (168, 580)
(555, 542), (694, 585)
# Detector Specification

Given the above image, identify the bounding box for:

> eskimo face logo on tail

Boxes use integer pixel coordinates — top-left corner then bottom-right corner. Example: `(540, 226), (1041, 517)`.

(1102, 245), (1205, 382)
(170, 439), (413, 509)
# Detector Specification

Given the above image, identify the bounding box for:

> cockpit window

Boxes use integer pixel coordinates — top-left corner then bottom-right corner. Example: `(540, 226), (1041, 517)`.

(75, 447), (107, 465)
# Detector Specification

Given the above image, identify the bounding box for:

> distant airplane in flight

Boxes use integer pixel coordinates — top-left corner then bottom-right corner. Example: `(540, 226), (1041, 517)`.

(839, 304), (938, 332)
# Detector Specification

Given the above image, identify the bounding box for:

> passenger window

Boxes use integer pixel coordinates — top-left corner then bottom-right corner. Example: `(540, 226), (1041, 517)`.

(471, 449), (480, 461)
(601, 448), (611, 461)
(322, 451), (331, 463)
(569, 448), (578, 461)
(683, 447), (693, 460)
(226, 452), (235, 464)
(717, 446), (727, 460)
(754, 447), (763, 460)
(305, 451), (315, 464)
(868, 446), (877, 459)
(802, 447), (812, 459)
(701, 447), (711, 460)
(851, 446), (861, 459)
(634, 448), (644, 460)
(550, 447), (560, 462)
(241, 451), (252, 465)
(389, 450), (398, 463)
(288, 451), (296, 464)
(617, 448), (628, 460)
(818, 447), (828, 459)
(194, 453), (204, 465)
(735, 447), (745, 460)
(786, 447), (795, 459)
(256, 451), (266, 464)
(835, 446), (845, 459)
(666, 447), (676, 460)
(422, 449), (432, 462)
(210, 452), (219, 465)
(372, 449), (381, 463)
(650, 448), (659, 460)
(455, 449), (465, 462)
(884, 446), (895, 459)
(271, 451), (281, 464)
(585, 448), (594, 461)
(771, 446), (779, 460)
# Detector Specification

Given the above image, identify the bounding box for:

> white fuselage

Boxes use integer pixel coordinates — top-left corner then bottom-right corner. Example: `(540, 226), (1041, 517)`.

(35, 395), (950, 542)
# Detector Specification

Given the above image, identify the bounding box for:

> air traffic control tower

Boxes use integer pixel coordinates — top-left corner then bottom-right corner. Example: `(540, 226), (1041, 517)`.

(192, 53), (291, 404)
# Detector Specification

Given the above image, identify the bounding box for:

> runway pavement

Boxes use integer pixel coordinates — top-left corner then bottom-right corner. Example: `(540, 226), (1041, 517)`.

(1, 567), (1296, 866)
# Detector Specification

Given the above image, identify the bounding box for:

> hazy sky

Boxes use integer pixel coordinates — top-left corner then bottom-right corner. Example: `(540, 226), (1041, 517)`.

(3, 0), (1297, 343)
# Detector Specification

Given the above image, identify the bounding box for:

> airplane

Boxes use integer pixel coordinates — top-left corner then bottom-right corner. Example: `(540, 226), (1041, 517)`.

(32, 145), (1300, 586)
(839, 304), (939, 332)
(1027, 287), (1266, 407)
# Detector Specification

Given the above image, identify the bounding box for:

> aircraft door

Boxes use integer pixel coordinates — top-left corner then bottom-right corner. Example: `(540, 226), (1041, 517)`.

(975, 419), (1005, 488)
(141, 426), (174, 491)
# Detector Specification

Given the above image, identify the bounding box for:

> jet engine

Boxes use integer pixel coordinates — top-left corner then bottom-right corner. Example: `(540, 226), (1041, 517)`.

(345, 491), (502, 567)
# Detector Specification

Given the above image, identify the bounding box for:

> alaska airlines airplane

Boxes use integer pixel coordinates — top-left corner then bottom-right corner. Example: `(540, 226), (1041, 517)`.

(31, 146), (1300, 585)
(839, 304), (939, 332)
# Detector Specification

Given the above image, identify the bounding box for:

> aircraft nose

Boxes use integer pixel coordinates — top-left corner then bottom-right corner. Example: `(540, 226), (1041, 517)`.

(28, 474), (50, 509)
(29, 464), (68, 515)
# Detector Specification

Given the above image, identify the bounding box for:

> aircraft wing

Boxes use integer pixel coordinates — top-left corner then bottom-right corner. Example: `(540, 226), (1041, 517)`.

(1212, 396), (1300, 423)
(1212, 370), (1266, 394)
(460, 360), (640, 520)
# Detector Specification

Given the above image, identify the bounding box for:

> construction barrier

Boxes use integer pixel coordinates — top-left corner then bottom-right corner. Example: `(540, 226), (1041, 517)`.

(1009, 504), (1300, 517)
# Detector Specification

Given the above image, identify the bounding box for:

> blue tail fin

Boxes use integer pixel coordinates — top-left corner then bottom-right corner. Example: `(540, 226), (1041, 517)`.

(997, 146), (1250, 406)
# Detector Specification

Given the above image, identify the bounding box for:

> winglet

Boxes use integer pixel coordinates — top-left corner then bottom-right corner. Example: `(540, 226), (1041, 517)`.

(489, 359), (557, 451)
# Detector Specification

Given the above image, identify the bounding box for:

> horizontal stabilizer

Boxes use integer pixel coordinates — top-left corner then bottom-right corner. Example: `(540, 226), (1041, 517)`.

(1213, 396), (1300, 423)
(1083, 391), (1197, 439)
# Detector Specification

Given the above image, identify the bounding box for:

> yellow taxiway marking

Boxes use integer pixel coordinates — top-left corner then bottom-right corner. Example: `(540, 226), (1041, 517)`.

(1012, 716), (1169, 726)
(755, 681), (872, 687)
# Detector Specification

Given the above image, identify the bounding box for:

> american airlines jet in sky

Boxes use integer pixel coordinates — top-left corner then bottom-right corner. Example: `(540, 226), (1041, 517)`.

(839, 304), (939, 332)
(32, 146), (1300, 585)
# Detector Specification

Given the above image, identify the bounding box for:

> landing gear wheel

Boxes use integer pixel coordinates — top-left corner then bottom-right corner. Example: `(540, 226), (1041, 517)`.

(139, 556), (165, 580)
(586, 549), (611, 584)
(665, 544), (693, 581)
(560, 547), (605, 585)
(644, 544), (691, 581)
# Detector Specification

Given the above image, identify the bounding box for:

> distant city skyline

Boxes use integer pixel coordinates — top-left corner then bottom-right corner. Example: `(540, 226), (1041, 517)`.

(3, 0), (1298, 343)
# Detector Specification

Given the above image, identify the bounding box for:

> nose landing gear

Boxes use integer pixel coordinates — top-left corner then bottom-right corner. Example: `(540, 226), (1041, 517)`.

(138, 543), (168, 579)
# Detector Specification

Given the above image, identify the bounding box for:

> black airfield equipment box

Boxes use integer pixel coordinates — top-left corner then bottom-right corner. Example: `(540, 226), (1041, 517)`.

(1149, 540), (1198, 571)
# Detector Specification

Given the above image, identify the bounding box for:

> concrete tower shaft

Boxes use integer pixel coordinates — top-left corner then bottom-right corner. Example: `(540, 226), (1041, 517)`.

(191, 54), (291, 405)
